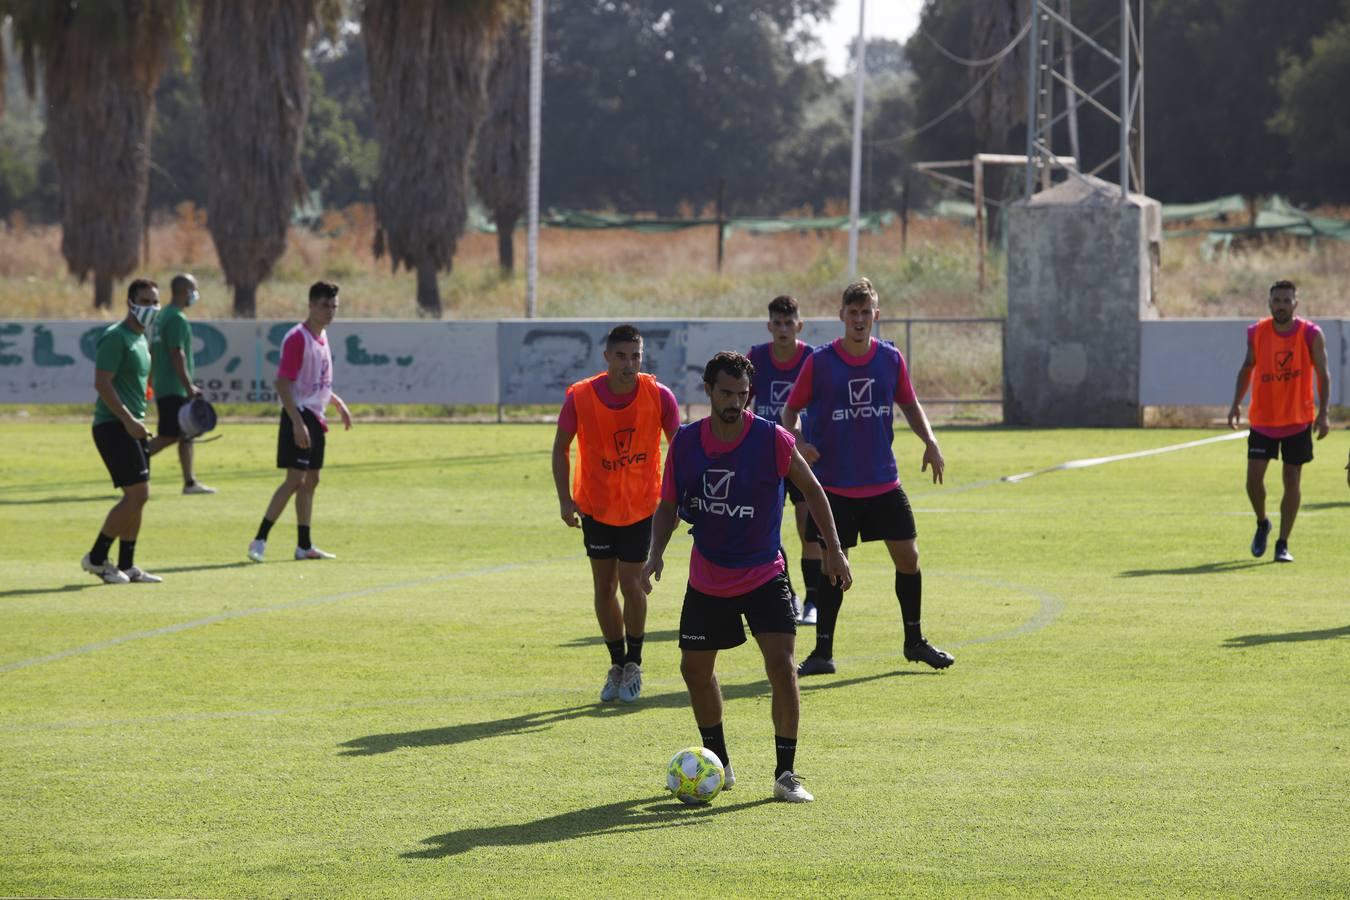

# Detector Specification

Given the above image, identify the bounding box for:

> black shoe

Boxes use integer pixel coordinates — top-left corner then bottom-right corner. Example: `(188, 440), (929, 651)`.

(796, 655), (836, 677)
(904, 640), (955, 669)
(1274, 540), (1294, 563)
(1250, 519), (1272, 557)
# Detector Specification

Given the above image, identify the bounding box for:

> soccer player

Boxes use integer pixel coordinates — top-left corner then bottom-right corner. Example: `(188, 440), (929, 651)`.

(642, 351), (850, 803)
(782, 277), (954, 676)
(81, 278), (164, 585)
(148, 273), (215, 494)
(748, 294), (821, 625)
(552, 324), (680, 704)
(1226, 280), (1330, 563)
(248, 281), (352, 563)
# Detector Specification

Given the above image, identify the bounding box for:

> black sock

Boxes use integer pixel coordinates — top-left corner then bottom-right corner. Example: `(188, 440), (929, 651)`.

(800, 558), (822, 606)
(255, 517), (275, 542)
(624, 633), (644, 666)
(897, 570), (923, 645)
(298, 525), (311, 550)
(775, 735), (797, 778)
(812, 577), (844, 659)
(118, 539), (136, 572)
(699, 722), (730, 768)
(89, 532), (115, 566)
(605, 639), (625, 667)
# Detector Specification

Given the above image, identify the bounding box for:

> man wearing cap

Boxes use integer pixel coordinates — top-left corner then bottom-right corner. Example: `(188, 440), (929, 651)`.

(148, 273), (216, 494)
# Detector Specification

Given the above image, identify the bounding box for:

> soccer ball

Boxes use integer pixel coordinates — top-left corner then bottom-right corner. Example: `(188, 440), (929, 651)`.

(666, 746), (725, 805)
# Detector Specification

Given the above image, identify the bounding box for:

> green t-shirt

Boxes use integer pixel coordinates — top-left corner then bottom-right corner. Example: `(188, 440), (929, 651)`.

(92, 322), (151, 426)
(150, 303), (193, 398)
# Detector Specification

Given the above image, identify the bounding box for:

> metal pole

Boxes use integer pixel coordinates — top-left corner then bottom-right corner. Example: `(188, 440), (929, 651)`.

(716, 177), (725, 272)
(1136, 1), (1145, 195)
(974, 155), (986, 292)
(525, 0), (544, 317)
(846, 0), (866, 279)
(1119, 0), (1129, 199)
(1060, 0), (1081, 164)
(1024, 4), (1040, 197)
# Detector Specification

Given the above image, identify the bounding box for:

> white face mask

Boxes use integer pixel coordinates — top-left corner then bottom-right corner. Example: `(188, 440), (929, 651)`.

(187, 289), (200, 307)
(130, 301), (160, 328)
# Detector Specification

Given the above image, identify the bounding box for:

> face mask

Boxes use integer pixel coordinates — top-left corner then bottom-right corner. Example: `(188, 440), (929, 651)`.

(187, 289), (199, 307)
(130, 302), (160, 328)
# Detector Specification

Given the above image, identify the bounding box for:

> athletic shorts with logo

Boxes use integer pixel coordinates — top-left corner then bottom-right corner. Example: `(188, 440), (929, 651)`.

(581, 514), (653, 563)
(156, 395), (189, 438)
(1248, 426), (1313, 466)
(277, 408), (326, 470)
(93, 421), (151, 488)
(678, 571), (797, 650)
(805, 486), (917, 548)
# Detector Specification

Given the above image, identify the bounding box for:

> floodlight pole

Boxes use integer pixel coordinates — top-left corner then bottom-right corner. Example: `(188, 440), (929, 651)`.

(846, 0), (866, 280)
(525, 0), (544, 318)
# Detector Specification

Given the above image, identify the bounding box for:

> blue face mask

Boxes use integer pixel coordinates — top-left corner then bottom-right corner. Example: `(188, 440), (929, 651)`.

(130, 301), (160, 329)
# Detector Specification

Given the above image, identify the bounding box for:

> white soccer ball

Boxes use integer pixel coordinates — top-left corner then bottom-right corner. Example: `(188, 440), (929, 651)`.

(665, 746), (725, 805)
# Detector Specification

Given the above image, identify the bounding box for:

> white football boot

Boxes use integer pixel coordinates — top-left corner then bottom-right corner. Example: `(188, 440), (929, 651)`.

(773, 771), (814, 803)
(81, 553), (129, 585)
(247, 539), (266, 562)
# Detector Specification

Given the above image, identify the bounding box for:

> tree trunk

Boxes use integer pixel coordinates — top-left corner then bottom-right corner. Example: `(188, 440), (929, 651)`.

(94, 272), (113, 310)
(496, 213), (517, 273)
(234, 283), (258, 319)
(416, 261), (442, 318)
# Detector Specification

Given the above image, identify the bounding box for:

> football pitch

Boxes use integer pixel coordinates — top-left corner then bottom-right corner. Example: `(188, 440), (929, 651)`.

(1, 422), (1346, 897)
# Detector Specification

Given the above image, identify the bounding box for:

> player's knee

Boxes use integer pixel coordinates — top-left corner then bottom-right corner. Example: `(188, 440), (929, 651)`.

(680, 657), (713, 687)
(124, 482), (150, 504)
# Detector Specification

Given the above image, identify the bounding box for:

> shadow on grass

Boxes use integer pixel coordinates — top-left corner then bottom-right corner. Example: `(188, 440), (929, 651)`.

(0, 494), (112, 506)
(1118, 560), (1268, 577)
(1223, 624), (1350, 648)
(339, 670), (912, 756)
(0, 582), (102, 599)
(1302, 500), (1350, 511)
(558, 629), (679, 648)
(404, 794), (775, 859)
(150, 561), (254, 574)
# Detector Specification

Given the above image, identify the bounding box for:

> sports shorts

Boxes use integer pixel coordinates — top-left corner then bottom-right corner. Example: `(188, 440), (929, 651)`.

(93, 420), (151, 488)
(805, 485), (916, 548)
(1248, 425), (1313, 466)
(784, 476), (806, 505)
(156, 394), (189, 438)
(678, 572), (797, 651)
(277, 408), (326, 470)
(581, 514), (653, 563)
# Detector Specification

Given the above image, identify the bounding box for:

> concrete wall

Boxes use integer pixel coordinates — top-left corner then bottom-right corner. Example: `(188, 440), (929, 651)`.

(1005, 175), (1162, 426)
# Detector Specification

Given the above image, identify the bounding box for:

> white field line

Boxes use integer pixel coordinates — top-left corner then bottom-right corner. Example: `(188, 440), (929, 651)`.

(1001, 431), (1249, 484)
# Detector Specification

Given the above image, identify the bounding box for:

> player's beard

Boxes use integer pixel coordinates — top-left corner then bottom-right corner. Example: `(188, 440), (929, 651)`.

(715, 403), (742, 424)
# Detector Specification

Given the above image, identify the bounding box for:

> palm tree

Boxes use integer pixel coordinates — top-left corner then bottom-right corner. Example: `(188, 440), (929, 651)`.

(198, 0), (316, 318)
(11, 0), (184, 308)
(473, 20), (527, 273)
(361, 0), (517, 317)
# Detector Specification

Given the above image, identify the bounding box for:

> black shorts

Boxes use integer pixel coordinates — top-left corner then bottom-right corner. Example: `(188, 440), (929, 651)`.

(581, 514), (652, 563)
(805, 486), (917, 548)
(93, 420), (151, 488)
(1248, 426), (1313, 466)
(277, 409), (326, 470)
(785, 477), (806, 505)
(679, 572), (797, 650)
(156, 394), (189, 438)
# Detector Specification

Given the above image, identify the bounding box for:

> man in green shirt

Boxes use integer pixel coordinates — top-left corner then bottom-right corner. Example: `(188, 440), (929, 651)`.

(149, 273), (215, 494)
(82, 278), (164, 585)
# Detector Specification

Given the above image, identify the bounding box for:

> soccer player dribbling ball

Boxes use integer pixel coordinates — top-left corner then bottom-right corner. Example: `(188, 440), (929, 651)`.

(747, 294), (822, 626)
(248, 281), (352, 563)
(782, 277), (955, 676)
(82, 279), (165, 585)
(551, 324), (681, 704)
(642, 351), (850, 802)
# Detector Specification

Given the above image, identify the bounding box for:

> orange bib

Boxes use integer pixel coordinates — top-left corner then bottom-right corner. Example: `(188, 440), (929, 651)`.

(570, 373), (664, 526)
(1248, 318), (1316, 429)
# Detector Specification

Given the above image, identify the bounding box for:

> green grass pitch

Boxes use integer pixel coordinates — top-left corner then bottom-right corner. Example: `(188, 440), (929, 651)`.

(1, 421), (1346, 897)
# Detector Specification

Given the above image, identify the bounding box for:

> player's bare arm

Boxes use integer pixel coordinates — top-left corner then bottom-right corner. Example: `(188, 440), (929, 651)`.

(275, 377), (310, 449)
(168, 346), (201, 397)
(786, 449), (851, 591)
(1228, 342), (1256, 429)
(1311, 330), (1330, 439)
(780, 405), (819, 464)
(329, 391), (353, 430)
(550, 425), (581, 527)
(898, 401), (944, 484)
(94, 368), (147, 440)
(640, 498), (679, 594)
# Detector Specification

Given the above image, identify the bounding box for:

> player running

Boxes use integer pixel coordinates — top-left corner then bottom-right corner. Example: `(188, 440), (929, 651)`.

(747, 294), (821, 626)
(82, 279), (163, 585)
(148, 273), (216, 494)
(642, 351), (850, 803)
(1227, 279), (1330, 563)
(552, 324), (680, 704)
(782, 277), (954, 676)
(248, 281), (352, 563)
